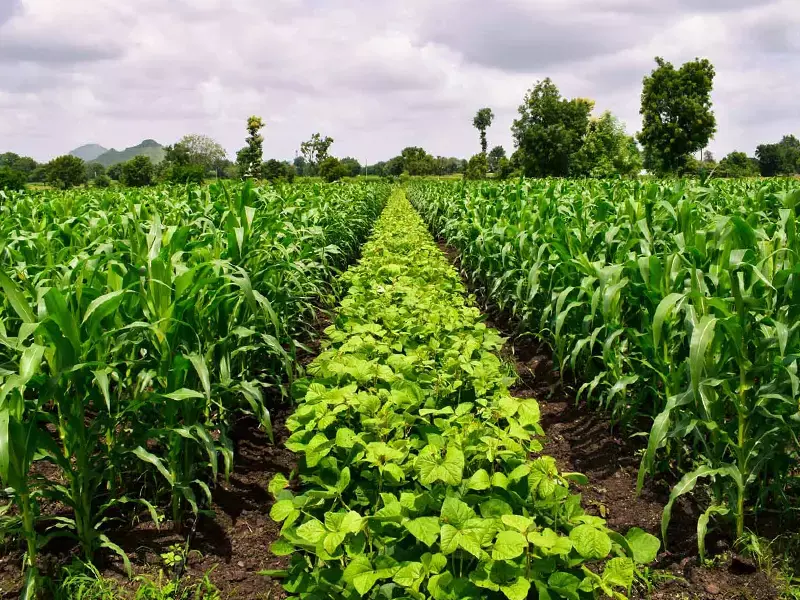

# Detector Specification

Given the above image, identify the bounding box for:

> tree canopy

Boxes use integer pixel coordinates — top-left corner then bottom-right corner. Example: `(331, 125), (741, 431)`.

(571, 112), (642, 177)
(511, 78), (593, 177)
(473, 108), (494, 155)
(300, 133), (334, 175)
(46, 155), (87, 189)
(756, 135), (800, 176)
(236, 116), (265, 178)
(637, 57), (716, 175)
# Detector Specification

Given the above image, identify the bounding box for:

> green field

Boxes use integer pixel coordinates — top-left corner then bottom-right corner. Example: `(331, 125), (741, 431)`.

(2, 179), (800, 599)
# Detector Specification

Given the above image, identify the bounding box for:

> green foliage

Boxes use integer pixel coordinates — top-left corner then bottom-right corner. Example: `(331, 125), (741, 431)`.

(85, 162), (106, 180)
(409, 177), (800, 558)
(107, 163), (123, 181)
(473, 108), (495, 155)
(236, 116), (265, 178)
(300, 133), (334, 176)
(262, 159), (296, 183)
(717, 151), (760, 178)
(340, 157), (362, 178)
(319, 157), (349, 182)
(465, 153), (488, 180)
(400, 147), (436, 176)
(488, 146), (506, 173)
(93, 174), (112, 188)
(572, 112), (642, 177)
(168, 164), (206, 184)
(637, 57), (716, 174)
(512, 78), (593, 177)
(0, 181), (390, 593)
(756, 135), (800, 176)
(271, 191), (657, 599)
(121, 155), (155, 187)
(0, 166), (27, 190)
(46, 155), (88, 189)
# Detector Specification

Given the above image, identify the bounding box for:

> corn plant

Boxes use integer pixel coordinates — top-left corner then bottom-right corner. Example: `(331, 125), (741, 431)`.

(0, 180), (389, 591)
(409, 178), (800, 556)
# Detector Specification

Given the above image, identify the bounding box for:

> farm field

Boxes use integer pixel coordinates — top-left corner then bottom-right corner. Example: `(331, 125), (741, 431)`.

(408, 179), (800, 586)
(0, 181), (389, 597)
(1, 179), (799, 599)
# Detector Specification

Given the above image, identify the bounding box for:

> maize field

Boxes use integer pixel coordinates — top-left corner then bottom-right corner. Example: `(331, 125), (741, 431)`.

(0, 181), (389, 595)
(408, 178), (800, 559)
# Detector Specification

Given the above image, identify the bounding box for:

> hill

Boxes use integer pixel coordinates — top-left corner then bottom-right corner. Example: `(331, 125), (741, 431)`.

(92, 139), (166, 167)
(69, 144), (108, 162)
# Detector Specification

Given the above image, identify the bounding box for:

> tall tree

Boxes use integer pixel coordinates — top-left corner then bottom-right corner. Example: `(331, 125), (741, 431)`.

(511, 78), (593, 177)
(473, 108), (495, 155)
(236, 116), (265, 178)
(176, 134), (227, 173)
(487, 146), (506, 173)
(400, 147), (435, 176)
(571, 112), (642, 177)
(637, 57), (716, 174)
(46, 155), (87, 189)
(300, 133), (334, 175)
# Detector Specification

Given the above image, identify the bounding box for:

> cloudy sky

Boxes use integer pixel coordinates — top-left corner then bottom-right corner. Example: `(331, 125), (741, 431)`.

(1, 0), (797, 163)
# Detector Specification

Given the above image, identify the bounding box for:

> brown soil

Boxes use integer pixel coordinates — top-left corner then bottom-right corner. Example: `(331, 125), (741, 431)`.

(438, 240), (783, 600)
(0, 413), (295, 600)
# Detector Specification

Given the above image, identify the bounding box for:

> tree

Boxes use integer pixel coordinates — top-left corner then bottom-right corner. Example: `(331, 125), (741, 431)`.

(262, 159), (296, 183)
(107, 163), (123, 181)
(318, 157), (348, 182)
(756, 135), (800, 176)
(400, 147), (435, 176)
(178, 134), (227, 173)
(340, 157), (362, 178)
(0, 153), (37, 176)
(637, 57), (716, 174)
(85, 162), (106, 180)
(465, 153), (489, 180)
(487, 146), (506, 173)
(46, 155), (87, 189)
(571, 112), (642, 177)
(121, 156), (155, 187)
(236, 116), (265, 178)
(717, 151), (760, 178)
(293, 156), (307, 176)
(473, 108), (495, 155)
(384, 156), (404, 177)
(0, 167), (27, 191)
(511, 78), (593, 177)
(300, 133), (334, 175)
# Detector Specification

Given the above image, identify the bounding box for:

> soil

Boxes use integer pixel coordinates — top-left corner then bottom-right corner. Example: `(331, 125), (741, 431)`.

(438, 240), (784, 600)
(0, 412), (295, 600)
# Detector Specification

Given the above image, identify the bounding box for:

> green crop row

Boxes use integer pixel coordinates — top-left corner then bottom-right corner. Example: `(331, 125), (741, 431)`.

(408, 178), (800, 557)
(269, 190), (658, 600)
(0, 181), (389, 594)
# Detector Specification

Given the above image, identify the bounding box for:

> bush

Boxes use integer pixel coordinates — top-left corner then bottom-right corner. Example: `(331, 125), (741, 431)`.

(93, 174), (112, 188)
(464, 153), (488, 180)
(0, 166), (27, 191)
(169, 164), (206, 184)
(121, 156), (155, 187)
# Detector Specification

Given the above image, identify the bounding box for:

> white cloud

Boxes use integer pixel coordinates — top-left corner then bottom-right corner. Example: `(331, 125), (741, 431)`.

(0, 0), (797, 163)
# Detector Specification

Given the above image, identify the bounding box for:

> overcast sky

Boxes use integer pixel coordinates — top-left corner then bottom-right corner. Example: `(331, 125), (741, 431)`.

(1, 0), (798, 163)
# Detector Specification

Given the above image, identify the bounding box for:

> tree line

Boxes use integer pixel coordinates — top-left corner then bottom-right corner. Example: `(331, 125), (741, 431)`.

(2, 55), (798, 191)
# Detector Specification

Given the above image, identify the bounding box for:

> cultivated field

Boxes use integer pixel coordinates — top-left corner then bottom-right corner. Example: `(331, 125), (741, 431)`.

(1, 178), (800, 599)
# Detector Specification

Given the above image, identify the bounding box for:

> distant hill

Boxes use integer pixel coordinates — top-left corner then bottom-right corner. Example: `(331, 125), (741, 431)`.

(92, 140), (166, 168)
(69, 144), (108, 162)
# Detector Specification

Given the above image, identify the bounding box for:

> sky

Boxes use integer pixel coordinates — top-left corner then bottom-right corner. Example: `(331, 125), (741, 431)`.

(1, 0), (798, 164)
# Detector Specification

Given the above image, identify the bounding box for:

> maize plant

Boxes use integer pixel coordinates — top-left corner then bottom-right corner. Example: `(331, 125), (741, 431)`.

(409, 178), (800, 556)
(0, 180), (389, 591)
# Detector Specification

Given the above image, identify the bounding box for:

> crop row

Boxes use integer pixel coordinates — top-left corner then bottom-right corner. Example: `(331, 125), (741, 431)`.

(408, 178), (800, 555)
(0, 181), (389, 593)
(270, 191), (658, 599)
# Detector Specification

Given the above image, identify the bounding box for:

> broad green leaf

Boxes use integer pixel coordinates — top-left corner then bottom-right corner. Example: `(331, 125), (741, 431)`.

(569, 524), (612, 560)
